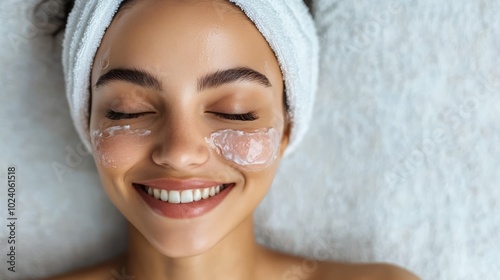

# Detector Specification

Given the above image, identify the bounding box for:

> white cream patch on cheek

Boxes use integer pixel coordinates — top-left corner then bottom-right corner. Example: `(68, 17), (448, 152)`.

(92, 125), (151, 168)
(205, 128), (281, 171)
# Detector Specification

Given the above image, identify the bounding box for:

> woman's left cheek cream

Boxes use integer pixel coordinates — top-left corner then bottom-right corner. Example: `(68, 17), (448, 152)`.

(92, 125), (151, 168)
(205, 127), (281, 172)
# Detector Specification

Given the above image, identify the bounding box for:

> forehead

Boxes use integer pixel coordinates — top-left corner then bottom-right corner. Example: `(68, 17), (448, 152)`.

(91, 0), (283, 91)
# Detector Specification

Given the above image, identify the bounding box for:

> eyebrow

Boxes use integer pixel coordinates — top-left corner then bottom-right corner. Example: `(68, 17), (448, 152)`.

(197, 67), (272, 91)
(95, 67), (163, 92)
(94, 67), (272, 92)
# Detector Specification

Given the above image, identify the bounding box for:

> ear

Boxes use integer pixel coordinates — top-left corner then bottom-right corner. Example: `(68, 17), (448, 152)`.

(278, 120), (291, 158)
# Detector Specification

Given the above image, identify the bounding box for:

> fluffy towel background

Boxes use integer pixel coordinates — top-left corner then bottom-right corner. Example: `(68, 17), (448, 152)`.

(1, 0), (499, 279)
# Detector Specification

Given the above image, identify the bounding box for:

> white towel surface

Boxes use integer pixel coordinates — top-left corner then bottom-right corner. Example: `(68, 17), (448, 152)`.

(1, 0), (499, 279)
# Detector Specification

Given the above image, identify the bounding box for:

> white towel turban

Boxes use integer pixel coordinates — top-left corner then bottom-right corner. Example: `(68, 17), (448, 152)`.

(62, 0), (319, 155)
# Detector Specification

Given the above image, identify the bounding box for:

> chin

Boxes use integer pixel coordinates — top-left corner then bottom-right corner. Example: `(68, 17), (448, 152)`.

(145, 228), (220, 258)
(124, 204), (235, 258)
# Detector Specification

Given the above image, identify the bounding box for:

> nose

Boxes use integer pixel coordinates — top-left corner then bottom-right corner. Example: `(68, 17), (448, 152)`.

(151, 116), (210, 170)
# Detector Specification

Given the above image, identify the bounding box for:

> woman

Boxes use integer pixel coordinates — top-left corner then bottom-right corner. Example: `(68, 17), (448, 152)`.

(40, 0), (420, 279)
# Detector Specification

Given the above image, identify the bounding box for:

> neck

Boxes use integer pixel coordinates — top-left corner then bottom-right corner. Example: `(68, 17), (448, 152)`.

(123, 215), (262, 280)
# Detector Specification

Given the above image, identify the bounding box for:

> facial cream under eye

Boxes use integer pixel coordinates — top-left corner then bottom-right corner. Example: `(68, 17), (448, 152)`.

(92, 125), (151, 168)
(205, 127), (281, 172)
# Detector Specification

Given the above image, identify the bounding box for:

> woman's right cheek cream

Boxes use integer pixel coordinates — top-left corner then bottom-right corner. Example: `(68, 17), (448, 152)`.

(92, 125), (151, 168)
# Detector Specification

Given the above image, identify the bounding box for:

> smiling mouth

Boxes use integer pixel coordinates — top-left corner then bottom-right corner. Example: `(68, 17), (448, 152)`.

(134, 183), (234, 204)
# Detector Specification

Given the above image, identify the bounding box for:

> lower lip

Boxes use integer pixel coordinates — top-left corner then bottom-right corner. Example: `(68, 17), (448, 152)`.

(134, 183), (235, 219)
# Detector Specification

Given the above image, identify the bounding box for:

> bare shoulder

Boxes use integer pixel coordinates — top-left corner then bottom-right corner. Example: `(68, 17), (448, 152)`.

(256, 245), (420, 280)
(314, 261), (421, 280)
(43, 255), (125, 280)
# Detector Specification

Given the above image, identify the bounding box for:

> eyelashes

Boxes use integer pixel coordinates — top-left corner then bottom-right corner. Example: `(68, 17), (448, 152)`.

(105, 110), (258, 121)
(105, 110), (148, 120)
(211, 112), (258, 121)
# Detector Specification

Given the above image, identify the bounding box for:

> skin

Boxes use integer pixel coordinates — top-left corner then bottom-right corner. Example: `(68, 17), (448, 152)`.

(47, 1), (420, 279)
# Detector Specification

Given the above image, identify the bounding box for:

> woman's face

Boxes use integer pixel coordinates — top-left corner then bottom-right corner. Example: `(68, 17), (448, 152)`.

(89, 0), (289, 257)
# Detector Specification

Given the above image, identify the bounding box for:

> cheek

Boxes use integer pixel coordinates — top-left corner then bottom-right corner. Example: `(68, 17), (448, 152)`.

(205, 127), (281, 172)
(92, 125), (151, 168)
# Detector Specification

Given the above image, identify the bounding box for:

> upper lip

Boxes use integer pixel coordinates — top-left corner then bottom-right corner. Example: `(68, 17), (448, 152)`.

(134, 178), (228, 191)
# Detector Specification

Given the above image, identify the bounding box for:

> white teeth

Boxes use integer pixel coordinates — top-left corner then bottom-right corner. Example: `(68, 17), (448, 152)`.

(193, 189), (202, 201)
(168, 190), (181, 204)
(143, 184), (231, 203)
(181, 190), (194, 203)
(153, 189), (161, 199)
(160, 189), (168, 202)
(202, 188), (210, 199)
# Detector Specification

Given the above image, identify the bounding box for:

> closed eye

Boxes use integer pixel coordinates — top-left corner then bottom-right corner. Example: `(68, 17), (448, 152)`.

(211, 112), (258, 121)
(105, 110), (151, 120)
(105, 110), (258, 121)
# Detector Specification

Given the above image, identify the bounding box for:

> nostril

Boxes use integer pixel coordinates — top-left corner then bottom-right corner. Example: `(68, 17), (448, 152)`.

(151, 136), (211, 169)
